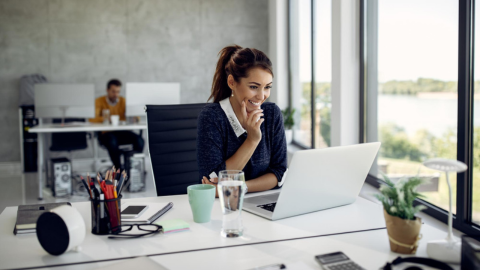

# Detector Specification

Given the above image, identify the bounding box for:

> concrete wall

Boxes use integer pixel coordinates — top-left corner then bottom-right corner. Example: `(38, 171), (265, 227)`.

(0, 0), (269, 162)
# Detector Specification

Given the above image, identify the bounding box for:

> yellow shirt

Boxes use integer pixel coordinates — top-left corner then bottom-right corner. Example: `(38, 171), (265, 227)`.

(89, 96), (126, 123)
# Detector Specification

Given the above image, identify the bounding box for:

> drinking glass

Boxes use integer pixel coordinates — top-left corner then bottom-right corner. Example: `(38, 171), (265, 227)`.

(102, 109), (110, 124)
(218, 170), (247, 237)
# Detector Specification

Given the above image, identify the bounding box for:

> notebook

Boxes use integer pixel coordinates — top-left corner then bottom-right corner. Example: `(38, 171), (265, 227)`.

(14, 202), (71, 235)
(121, 202), (173, 224)
(154, 219), (189, 233)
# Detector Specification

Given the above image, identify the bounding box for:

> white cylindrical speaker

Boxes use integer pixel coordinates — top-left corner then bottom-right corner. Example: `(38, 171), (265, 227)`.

(36, 205), (86, 256)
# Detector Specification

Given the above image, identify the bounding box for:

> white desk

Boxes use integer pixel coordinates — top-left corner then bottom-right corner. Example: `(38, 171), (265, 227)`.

(0, 195), (385, 270)
(41, 223), (458, 270)
(29, 123), (147, 200)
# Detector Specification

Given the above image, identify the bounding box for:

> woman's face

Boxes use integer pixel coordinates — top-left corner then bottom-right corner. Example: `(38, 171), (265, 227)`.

(228, 67), (273, 113)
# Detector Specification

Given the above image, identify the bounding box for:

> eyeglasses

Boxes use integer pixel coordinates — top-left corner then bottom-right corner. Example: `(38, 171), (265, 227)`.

(108, 224), (163, 239)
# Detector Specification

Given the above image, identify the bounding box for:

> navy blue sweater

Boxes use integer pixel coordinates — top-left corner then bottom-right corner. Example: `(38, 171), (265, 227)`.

(197, 102), (287, 185)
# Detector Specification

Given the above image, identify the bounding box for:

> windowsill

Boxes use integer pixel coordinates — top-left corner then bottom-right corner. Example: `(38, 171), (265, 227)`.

(286, 143), (459, 237)
(286, 143), (303, 166)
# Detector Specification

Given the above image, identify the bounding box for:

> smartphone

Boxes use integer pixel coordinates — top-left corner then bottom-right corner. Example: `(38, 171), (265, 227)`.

(314, 252), (365, 270)
(121, 205), (148, 219)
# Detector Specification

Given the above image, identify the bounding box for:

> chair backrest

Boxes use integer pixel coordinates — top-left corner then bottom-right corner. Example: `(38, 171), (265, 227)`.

(50, 118), (88, 152)
(145, 103), (206, 196)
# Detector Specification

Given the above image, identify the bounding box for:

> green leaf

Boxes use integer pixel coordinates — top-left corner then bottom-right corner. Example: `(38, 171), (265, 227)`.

(376, 175), (428, 219)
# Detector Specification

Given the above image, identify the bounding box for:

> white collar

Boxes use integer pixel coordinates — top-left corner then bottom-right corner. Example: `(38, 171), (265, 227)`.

(219, 97), (246, 137)
(106, 96), (119, 106)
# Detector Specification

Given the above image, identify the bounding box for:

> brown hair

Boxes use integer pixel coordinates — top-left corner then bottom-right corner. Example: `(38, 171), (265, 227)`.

(107, 79), (122, 89)
(208, 45), (273, 103)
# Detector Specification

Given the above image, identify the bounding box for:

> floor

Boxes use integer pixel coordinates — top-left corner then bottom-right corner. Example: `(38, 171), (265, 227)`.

(0, 157), (156, 213)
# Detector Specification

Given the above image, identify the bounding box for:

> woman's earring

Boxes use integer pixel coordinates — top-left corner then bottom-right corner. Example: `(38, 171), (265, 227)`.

(231, 91), (234, 97)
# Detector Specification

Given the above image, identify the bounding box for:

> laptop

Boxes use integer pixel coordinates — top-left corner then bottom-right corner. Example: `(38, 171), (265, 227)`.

(243, 142), (381, 220)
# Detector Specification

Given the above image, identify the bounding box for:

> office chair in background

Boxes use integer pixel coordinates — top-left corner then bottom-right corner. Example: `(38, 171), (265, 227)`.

(145, 103), (206, 196)
(96, 130), (145, 175)
(49, 118), (89, 153)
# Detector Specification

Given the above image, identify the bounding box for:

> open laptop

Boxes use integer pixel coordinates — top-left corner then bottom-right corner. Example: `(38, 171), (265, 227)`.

(243, 142), (381, 220)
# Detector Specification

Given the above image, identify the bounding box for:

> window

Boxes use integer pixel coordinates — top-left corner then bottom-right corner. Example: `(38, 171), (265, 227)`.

(362, 0), (480, 235)
(314, 0), (332, 148)
(290, 0), (312, 148)
(376, 0), (458, 213)
(289, 0), (332, 149)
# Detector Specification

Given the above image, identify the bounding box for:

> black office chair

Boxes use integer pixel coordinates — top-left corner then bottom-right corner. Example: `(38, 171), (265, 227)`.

(145, 103), (206, 196)
(96, 130), (144, 172)
(50, 118), (89, 152)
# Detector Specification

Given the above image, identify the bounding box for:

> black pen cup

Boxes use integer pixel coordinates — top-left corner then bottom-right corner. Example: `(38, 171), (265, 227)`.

(90, 195), (122, 235)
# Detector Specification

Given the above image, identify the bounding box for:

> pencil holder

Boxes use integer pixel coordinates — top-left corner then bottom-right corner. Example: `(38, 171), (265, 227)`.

(90, 195), (122, 235)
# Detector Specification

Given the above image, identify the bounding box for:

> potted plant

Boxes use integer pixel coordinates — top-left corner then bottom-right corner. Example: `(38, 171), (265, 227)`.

(374, 175), (428, 254)
(282, 107), (295, 144)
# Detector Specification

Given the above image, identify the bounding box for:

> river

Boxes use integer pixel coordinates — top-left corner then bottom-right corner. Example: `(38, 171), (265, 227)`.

(378, 94), (480, 137)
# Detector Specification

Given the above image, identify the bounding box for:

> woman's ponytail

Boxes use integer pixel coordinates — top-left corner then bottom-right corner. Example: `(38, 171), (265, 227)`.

(208, 45), (242, 103)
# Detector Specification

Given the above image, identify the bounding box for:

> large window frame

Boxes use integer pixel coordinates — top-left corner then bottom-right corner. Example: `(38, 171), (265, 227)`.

(288, 0), (480, 235)
(360, 0), (480, 235)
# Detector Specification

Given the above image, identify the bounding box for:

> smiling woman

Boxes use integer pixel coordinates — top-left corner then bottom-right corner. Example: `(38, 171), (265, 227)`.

(197, 45), (287, 197)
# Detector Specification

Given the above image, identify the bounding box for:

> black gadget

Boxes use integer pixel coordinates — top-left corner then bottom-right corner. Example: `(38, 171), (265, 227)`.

(121, 205), (148, 219)
(315, 252), (364, 270)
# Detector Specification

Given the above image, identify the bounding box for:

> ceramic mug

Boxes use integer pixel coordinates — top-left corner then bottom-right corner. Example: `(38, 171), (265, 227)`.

(187, 184), (216, 223)
(110, 115), (120, 126)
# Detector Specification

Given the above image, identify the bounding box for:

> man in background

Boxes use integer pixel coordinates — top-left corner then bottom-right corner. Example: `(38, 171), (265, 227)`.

(90, 79), (144, 169)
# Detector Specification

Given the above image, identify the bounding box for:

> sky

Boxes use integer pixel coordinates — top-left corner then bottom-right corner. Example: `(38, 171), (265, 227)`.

(296, 0), (478, 84)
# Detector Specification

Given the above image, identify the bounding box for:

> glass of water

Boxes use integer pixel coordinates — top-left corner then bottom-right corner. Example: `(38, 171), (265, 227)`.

(218, 170), (247, 238)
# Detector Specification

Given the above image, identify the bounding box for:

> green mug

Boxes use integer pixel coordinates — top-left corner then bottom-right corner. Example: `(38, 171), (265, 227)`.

(187, 184), (216, 223)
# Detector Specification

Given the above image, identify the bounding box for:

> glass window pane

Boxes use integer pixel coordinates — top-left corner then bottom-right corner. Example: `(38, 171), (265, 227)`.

(472, 0), (480, 225)
(314, 0), (332, 149)
(374, 0), (458, 213)
(290, 0), (312, 148)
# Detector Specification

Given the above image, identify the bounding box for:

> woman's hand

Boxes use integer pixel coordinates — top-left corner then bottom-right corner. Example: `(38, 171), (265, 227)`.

(240, 99), (264, 144)
(202, 176), (219, 198)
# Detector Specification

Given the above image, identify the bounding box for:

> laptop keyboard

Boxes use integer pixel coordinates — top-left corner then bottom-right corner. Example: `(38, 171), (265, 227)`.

(257, 202), (277, 212)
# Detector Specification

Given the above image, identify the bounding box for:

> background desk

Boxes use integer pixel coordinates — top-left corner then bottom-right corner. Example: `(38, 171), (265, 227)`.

(29, 123), (147, 200)
(0, 195), (385, 270)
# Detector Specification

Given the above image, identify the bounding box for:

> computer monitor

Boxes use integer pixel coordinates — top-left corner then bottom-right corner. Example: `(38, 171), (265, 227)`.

(34, 84), (95, 119)
(125, 83), (180, 116)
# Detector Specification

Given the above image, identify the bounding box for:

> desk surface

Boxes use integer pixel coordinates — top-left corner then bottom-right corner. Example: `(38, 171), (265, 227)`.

(35, 223), (457, 270)
(0, 195), (385, 270)
(28, 123), (147, 133)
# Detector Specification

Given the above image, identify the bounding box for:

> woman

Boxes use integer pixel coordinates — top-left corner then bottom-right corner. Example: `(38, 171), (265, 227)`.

(197, 45), (287, 196)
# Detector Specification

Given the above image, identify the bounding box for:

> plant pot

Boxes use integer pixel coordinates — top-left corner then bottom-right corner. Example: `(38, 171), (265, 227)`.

(384, 209), (422, 254)
(285, 129), (292, 144)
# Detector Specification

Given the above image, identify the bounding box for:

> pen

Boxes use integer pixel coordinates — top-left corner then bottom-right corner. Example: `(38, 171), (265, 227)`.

(249, 264), (286, 270)
(119, 172), (128, 195)
(86, 173), (93, 198)
(117, 171), (125, 193)
(80, 176), (91, 199)
(92, 184), (100, 200)
(96, 174), (102, 188)
(100, 194), (105, 218)
(89, 181), (96, 198)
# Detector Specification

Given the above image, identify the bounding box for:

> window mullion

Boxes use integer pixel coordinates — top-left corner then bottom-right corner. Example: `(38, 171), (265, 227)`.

(311, 0), (316, 148)
(457, 0), (474, 226)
